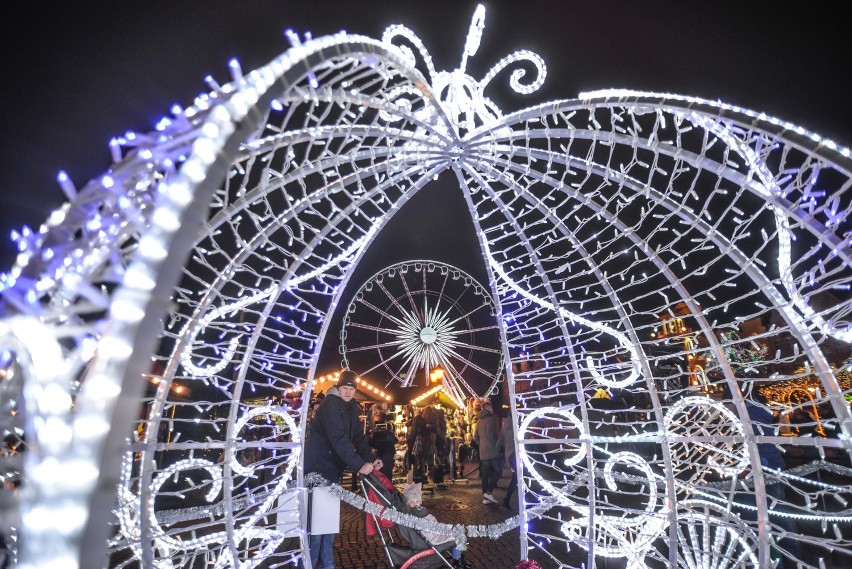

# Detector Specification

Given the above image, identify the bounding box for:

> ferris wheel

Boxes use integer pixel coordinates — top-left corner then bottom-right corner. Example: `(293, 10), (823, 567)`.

(340, 260), (504, 403)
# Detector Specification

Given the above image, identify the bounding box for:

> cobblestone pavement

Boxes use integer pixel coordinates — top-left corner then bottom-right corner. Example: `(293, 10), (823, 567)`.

(330, 463), (545, 569)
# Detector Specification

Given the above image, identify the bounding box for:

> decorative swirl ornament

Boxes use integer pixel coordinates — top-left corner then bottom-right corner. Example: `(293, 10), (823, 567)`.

(489, 254), (641, 389)
(664, 396), (748, 481)
(382, 4), (546, 133)
(518, 406), (670, 565)
(116, 405), (301, 568)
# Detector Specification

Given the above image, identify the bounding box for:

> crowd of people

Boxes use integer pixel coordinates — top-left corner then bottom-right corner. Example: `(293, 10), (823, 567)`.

(305, 385), (518, 492)
(303, 370), (519, 567)
(363, 394), (517, 504)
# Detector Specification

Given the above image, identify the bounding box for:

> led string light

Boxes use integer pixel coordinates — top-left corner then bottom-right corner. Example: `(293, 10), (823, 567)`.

(117, 405), (301, 567)
(100, 31), (456, 562)
(488, 254), (642, 389)
(124, 37), (458, 569)
(515, 400), (802, 566)
(304, 472), (557, 550)
(517, 406), (671, 565)
(288, 373), (393, 402)
(382, 4), (545, 134)
(682, 108), (852, 346)
(178, 223), (380, 378)
(451, 78), (850, 565)
(409, 383), (465, 409)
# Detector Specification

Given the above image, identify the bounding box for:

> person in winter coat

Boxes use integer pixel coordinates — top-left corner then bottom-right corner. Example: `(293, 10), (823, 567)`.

(303, 370), (383, 568)
(406, 410), (430, 483)
(474, 399), (501, 504)
(496, 416), (517, 509)
(422, 405), (447, 485)
(369, 411), (398, 480)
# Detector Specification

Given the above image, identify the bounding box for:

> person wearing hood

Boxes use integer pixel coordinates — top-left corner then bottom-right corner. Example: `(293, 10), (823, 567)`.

(304, 370), (383, 568)
(473, 399), (501, 504)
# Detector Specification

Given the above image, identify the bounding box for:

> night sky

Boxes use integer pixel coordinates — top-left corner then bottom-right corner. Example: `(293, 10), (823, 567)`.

(2, 1), (849, 291)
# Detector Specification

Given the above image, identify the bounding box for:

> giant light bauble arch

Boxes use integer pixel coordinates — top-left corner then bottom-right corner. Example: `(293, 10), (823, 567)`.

(2, 5), (851, 569)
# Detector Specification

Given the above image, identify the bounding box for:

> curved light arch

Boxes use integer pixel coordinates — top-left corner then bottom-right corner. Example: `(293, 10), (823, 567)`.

(1, 6), (851, 569)
(466, 104), (851, 438)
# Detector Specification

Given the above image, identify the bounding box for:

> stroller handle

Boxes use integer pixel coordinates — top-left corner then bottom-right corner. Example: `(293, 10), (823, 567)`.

(364, 469), (394, 489)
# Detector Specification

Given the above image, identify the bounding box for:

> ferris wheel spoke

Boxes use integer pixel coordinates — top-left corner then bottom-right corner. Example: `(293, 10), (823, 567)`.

(441, 348), (496, 380)
(375, 279), (420, 326)
(443, 301), (493, 328)
(427, 305), (455, 332)
(346, 339), (409, 352)
(353, 297), (410, 330)
(437, 355), (478, 397)
(428, 339), (457, 362)
(395, 351), (425, 387)
(460, 323), (500, 334)
(399, 270), (423, 322)
(358, 349), (408, 379)
(440, 376), (467, 405)
(397, 346), (427, 372)
(438, 338), (502, 355)
(347, 321), (409, 335)
(437, 266), (451, 301)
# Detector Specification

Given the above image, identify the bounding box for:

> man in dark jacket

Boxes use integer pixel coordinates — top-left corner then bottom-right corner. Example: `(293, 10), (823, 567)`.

(304, 370), (382, 568)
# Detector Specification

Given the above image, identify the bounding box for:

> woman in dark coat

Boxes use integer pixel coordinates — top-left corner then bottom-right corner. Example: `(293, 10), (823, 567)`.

(369, 411), (398, 480)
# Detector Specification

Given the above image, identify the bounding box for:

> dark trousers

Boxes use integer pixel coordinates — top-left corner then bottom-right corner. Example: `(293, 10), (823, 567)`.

(503, 453), (517, 506)
(480, 457), (502, 494)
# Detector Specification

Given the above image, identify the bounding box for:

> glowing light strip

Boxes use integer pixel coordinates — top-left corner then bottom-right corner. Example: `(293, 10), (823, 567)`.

(577, 88), (852, 159)
(289, 373), (393, 401)
(118, 405), (301, 566)
(409, 383), (464, 409)
(685, 110), (852, 344)
(664, 396), (748, 478)
(518, 406), (669, 562)
(179, 224), (379, 377)
(489, 255), (641, 388)
(579, 88), (852, 343)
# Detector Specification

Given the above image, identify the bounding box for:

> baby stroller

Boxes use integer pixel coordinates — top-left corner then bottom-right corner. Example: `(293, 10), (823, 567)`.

(361, 472), (466, 568)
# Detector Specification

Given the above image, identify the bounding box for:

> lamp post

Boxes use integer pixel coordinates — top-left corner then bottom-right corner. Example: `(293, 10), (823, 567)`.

(429, 364), (445, 383)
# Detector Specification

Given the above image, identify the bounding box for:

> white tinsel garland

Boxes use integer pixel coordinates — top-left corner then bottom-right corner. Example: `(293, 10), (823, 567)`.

(305, 472), (555, 550)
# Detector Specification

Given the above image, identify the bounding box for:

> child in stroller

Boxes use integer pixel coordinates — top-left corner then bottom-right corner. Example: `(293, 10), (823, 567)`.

(362, 472), (472, 568)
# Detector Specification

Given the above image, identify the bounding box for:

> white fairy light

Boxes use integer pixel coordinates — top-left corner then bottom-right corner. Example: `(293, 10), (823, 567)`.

(489, 253), (641, 389)
(382, 3), (545, 134)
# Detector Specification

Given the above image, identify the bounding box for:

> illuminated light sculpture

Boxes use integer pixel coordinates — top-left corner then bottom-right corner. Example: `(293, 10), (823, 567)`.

(0, 4), (851, 569)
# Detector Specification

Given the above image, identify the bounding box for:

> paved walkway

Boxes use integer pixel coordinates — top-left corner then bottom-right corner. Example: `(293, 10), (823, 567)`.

(330, 463), (543, 569)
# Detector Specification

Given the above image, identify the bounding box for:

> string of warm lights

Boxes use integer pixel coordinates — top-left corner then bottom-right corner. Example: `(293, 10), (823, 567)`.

(408, 383), (466, 409)
(286, 372), (393, 402)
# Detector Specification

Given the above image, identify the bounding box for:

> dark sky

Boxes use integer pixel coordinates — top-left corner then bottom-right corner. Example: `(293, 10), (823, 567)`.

(2, 0), (850, 273)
